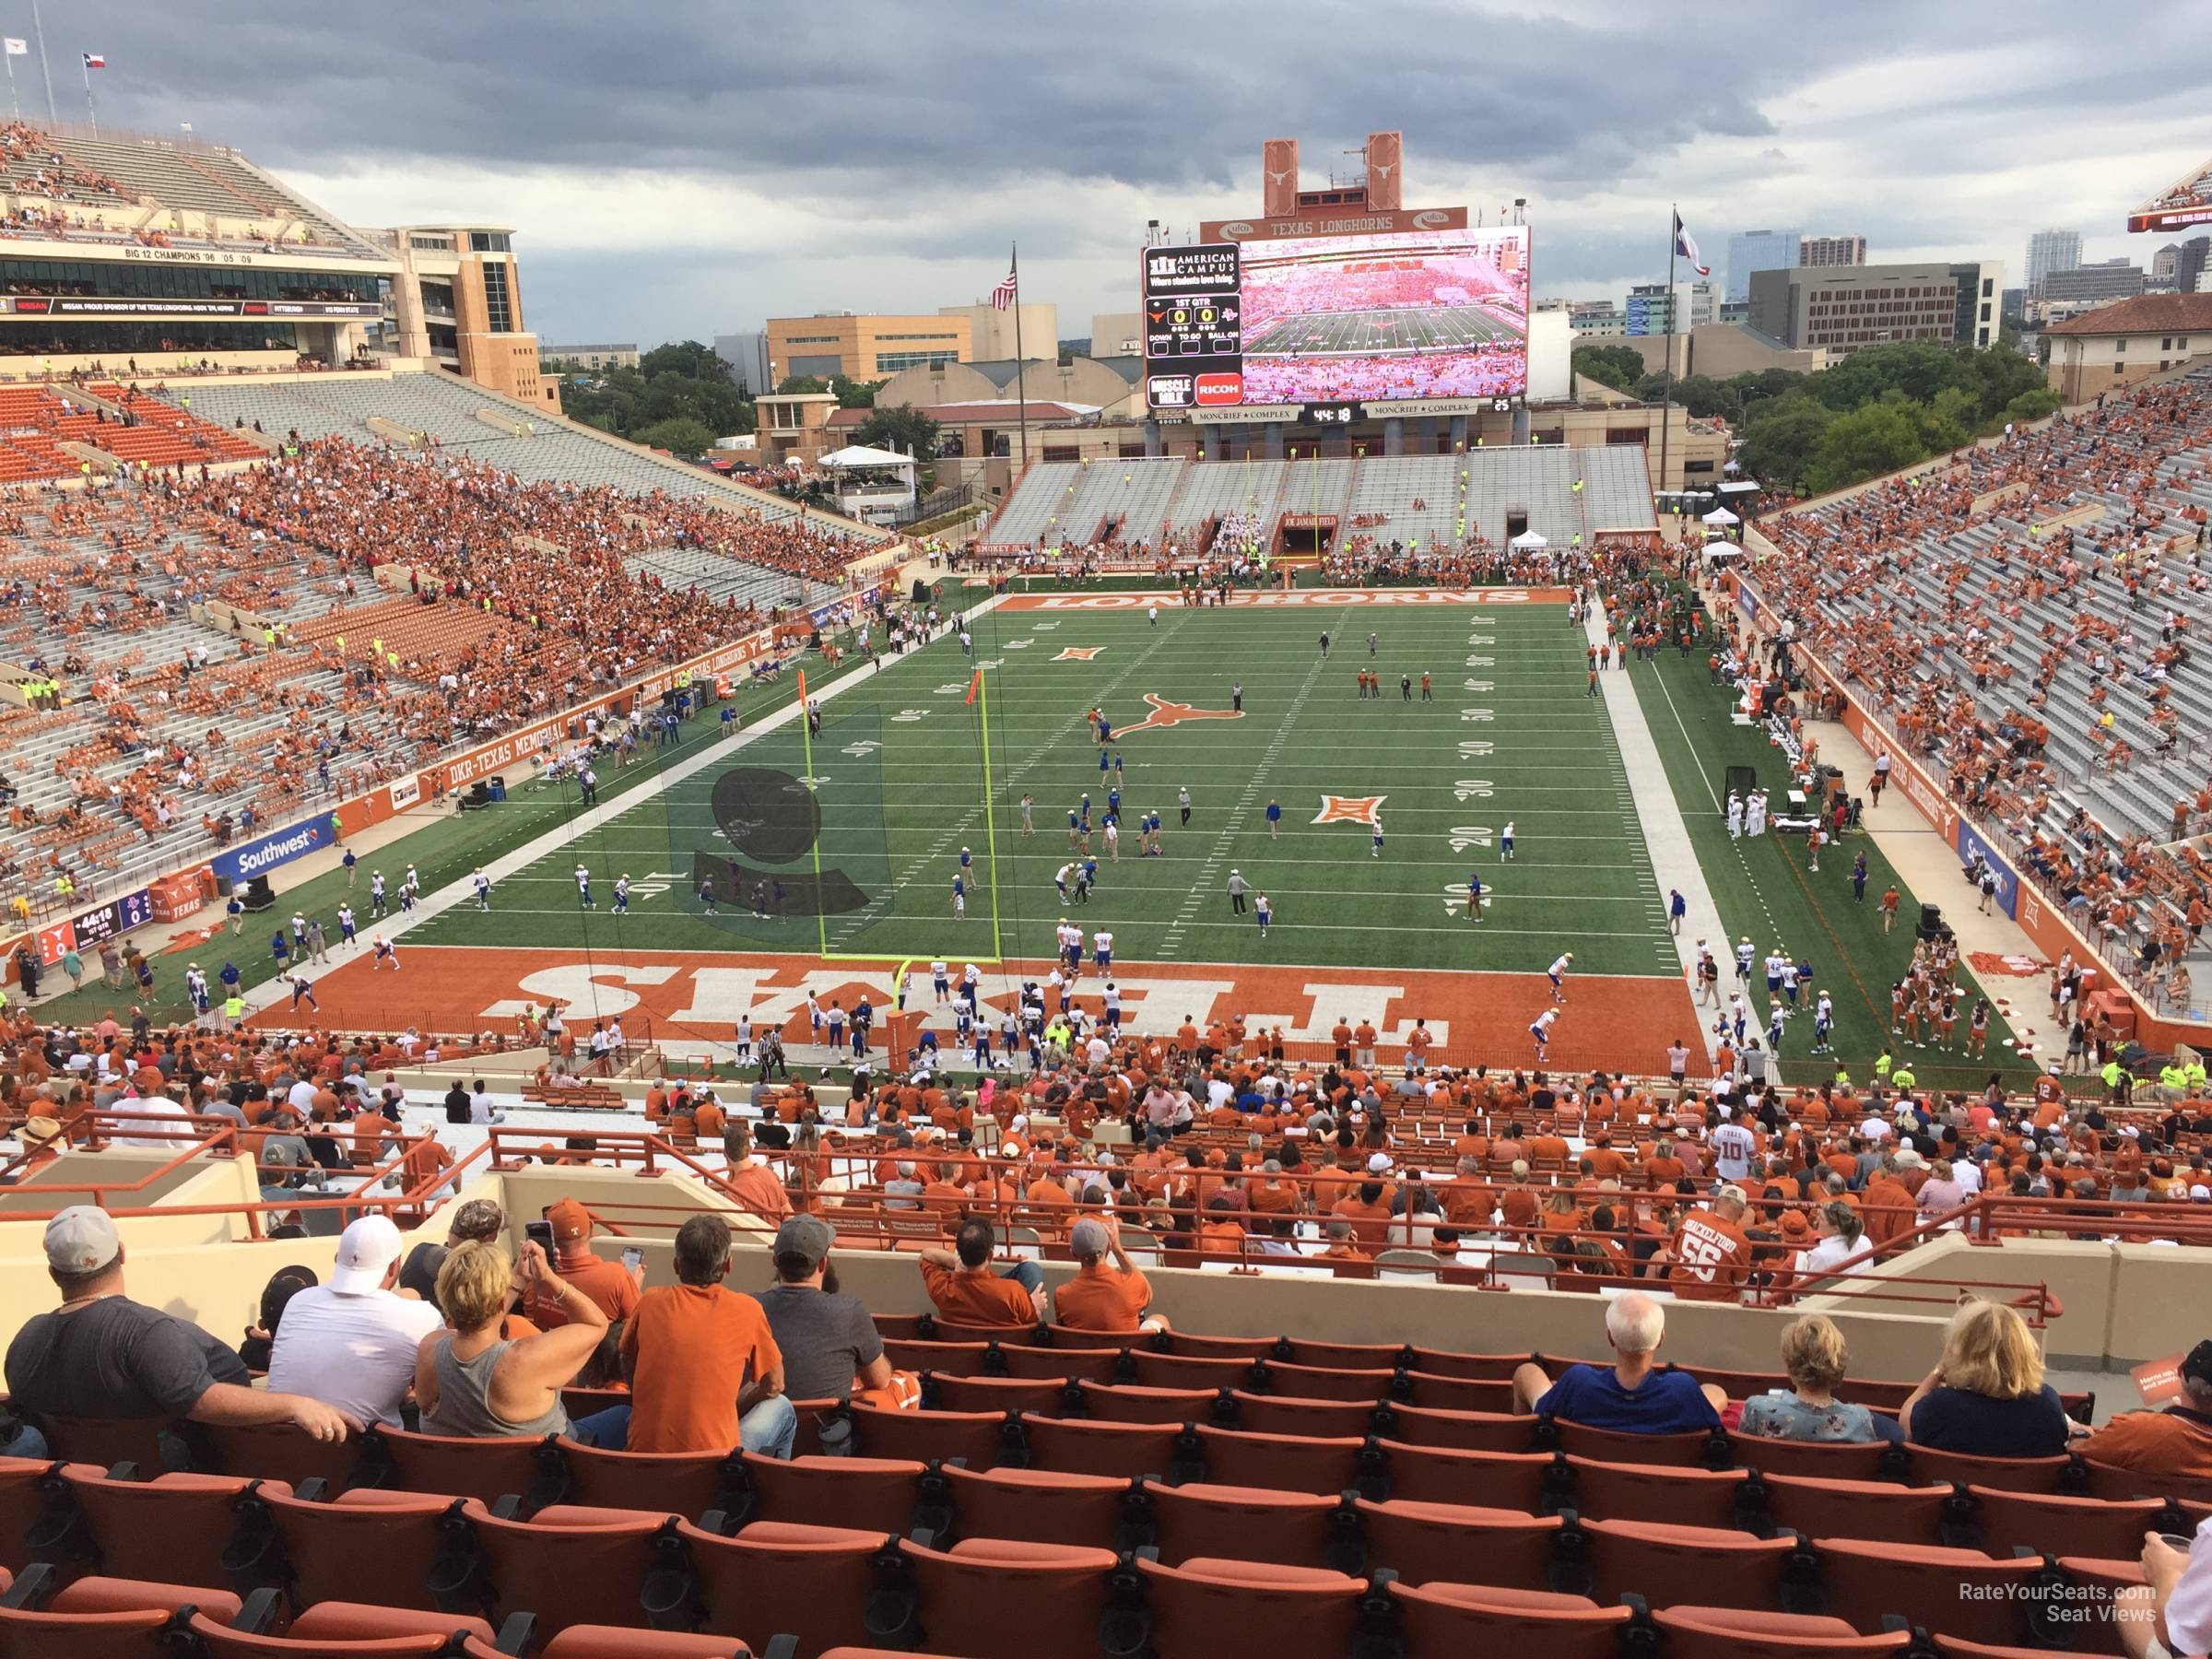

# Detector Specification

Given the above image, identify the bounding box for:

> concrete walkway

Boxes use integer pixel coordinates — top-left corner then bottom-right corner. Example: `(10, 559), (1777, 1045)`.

(1586, 594), (1724, 1061)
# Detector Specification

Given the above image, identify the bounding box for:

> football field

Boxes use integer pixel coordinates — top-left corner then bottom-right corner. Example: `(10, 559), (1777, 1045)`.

(1242, 305), (1524, 357)
(361, 591), (1700, 1072)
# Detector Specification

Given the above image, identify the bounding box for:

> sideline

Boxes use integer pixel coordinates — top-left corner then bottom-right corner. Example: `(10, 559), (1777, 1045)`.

(230, 605), (1004, 1024)
(1587, 593), (1724, 1062)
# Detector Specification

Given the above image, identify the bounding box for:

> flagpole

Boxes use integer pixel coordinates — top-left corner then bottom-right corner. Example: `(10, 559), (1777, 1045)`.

(29, 0), (53, 124)
(79, 51), (94, 136)
(4, 50), (15, 122)
(1010, 241), (1030, 477)
(1658, 205), (1678, 502)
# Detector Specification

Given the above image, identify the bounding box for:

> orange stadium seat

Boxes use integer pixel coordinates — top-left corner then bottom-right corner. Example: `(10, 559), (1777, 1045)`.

(1144, 1481), (1345, 1568)
(1353, 1498), (1561, 1588)
(0, 1570), (244, 1658)
(1135, 1555), (1375, 1659)
(900, 1537), (1123, 1659)
(1016, 1416), (1185, 1482)
(1386, 1580), (1635, 1659)
(672, 1520), (894, 1655)
(1651, 1605), (1915, 1659)
(937, 1465), (1136, 1551)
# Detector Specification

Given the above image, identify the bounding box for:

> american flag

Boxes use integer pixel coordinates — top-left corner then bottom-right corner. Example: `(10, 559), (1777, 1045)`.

(990, 268), (1018, 311)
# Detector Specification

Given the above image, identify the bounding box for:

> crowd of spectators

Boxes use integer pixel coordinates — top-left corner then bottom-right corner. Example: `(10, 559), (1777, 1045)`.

(1752, 376), (2212, 1006)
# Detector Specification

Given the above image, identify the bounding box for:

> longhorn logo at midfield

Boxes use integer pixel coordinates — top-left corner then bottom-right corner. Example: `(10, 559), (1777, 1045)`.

(1116, 693), (1247, 735)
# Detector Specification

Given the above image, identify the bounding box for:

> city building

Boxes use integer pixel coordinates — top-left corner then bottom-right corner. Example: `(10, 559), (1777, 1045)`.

(763, 312), (972, 382)
(1619, 323), (1830, 382)
(2024, 229), (2083, 298)
(1623, 284), (1677, 336)
(1799, 234), (1870, 269)
(1718, 299), (1751, 325)
(1089, 312), (1144, 358)
(937, 301), (1056, 364)
(539, 343), (640, 371)
(1724, 228), (1801, 304)
(2038, 261), (2146, 308)
(2044, 293), (2212, 404)
(750, 389), (842, 465)
(1748, 260), (2002, 357)
(373, 224), (557, 410)
(1568, 301), (1626, 336)
(712, 331), (773, 396)
(2152, 243), (2183, 286)
(1688, 281), (1720, 329)
(2179, 237), (2212, 298)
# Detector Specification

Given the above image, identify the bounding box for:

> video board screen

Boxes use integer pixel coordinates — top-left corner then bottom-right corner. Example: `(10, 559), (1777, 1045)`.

(1234, 225), (1529, 405)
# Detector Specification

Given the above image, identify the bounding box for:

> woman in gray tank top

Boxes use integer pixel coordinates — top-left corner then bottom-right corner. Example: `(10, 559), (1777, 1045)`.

(414, 1238), (606, 1438)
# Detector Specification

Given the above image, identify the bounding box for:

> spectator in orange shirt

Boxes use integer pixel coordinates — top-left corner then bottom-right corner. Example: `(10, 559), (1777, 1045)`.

(615, 1214), (794, 1456)
(1055, 1216), (1168, 1334)
(719, 1122), (793, 1224)
(1318, 1218), (1371, 1261)
(2078, 1336), (2212, 1483)
(916, 1218), (1044, 1325)
(1197, 1196), (1248, 1257)
(1332, 1178), (1396, 1248)
(524, 1199), (641, 1329)
(1663, 1186), (1754, 1301)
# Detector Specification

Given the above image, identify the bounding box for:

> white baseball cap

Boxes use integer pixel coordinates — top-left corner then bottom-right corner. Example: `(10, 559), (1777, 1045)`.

(327, 1214), (406, 1294)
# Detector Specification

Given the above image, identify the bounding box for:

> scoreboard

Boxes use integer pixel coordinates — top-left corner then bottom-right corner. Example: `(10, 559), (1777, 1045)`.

(1142, 243), (1243, 410)
(33, 887), (155, 965)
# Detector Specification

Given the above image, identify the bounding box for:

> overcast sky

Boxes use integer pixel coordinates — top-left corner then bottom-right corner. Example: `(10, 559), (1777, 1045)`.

(48, 0), (2212, 350)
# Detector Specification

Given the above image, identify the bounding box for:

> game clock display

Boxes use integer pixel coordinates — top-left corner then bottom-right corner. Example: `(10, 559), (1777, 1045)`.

(1302, 402), (1358, 425)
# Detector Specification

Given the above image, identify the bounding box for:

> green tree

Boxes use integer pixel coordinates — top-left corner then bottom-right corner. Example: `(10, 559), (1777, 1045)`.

(2003, 386), (2061, 424)
(830, 375), (886, 409)
(632, 416), (716, 457)
(1735, 394), (1836, 491)
(853, 403), (940, 458)
(1804, 400), (1931, 495)
(640, 340), (732, 382)
(1571, 343), (1649, 391)
(776, 374), (830, 394)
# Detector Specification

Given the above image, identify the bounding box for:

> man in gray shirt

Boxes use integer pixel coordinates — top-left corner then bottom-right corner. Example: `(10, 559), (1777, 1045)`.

(752, 1216), (891, 1403)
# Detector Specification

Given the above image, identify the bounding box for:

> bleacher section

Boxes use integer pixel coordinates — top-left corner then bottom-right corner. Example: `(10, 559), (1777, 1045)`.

(0, 121), (385, 258)
(1164, 459), (1287, 542)
(1759, 367), (2212, 1012)
(986, 447), (1658, 554)
(165, 372), (891, 559)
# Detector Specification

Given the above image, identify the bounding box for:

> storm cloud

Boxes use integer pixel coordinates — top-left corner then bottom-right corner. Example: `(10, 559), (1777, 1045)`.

(48, 0), (2212, 346)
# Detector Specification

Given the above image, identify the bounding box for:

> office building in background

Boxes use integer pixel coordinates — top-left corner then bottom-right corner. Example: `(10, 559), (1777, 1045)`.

(1800, 234), (1869, 269)
(1724, 228), (1801, 304)
(2024, 229), (2084, 298)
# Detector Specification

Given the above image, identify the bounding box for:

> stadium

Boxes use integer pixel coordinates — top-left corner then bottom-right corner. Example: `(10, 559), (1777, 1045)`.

(0, 96), (2208, 1659)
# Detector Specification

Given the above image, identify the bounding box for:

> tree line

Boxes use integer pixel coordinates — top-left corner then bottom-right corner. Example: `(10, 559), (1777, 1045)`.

(1571, 339), (2061, 498)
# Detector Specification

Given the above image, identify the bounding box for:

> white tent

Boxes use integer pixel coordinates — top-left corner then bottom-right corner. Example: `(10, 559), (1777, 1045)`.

(818, 444), (914, 472)
(1509, 529), (1549, 549)
(1702, 507), (1741, 526)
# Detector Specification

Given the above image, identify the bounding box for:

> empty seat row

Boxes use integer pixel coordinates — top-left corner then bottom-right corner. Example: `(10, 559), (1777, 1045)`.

(0, 1561), (760, 1656)
(0, 1486), (2156, 1657)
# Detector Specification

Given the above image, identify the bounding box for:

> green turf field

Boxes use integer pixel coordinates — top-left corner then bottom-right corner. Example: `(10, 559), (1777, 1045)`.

(1626, 620), (2032, 1088)
(401, 599), (1682, 978)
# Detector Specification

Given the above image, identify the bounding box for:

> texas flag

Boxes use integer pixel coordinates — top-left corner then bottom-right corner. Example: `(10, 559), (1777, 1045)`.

(83, 53), (106, 68)
(1673, 212), (1710, 277)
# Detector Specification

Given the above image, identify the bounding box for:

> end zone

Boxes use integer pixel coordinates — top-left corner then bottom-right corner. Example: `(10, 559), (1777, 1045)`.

(254, 946), (1699, 1074)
